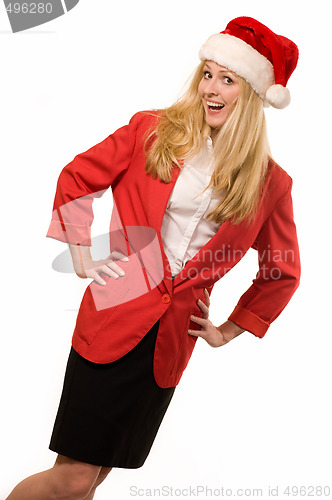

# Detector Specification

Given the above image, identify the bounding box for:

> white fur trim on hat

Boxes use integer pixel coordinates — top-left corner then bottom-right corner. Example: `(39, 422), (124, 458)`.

(199, 33), (275, 101)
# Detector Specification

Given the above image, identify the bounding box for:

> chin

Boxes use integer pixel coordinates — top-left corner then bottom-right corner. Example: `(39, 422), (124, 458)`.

(206, 117), (226, 129)
(204, 110), (228, 129)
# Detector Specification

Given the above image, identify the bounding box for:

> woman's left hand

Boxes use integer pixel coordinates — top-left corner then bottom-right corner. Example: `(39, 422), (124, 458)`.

(188, 289), (244, 347)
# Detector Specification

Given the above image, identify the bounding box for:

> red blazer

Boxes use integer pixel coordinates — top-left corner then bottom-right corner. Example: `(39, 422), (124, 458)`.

(46, 111), (301, 388)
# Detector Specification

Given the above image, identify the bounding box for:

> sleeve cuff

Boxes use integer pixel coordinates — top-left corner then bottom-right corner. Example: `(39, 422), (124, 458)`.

(46, 220), (92, 246)
(228, 305), (270, 338)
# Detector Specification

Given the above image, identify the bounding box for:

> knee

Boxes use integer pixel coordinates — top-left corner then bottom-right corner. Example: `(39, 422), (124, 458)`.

(50, 456), (102, 500)
(52, 476), (95, 500)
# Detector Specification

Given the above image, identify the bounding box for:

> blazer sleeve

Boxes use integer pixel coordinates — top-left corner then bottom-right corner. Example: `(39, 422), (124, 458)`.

(46, 112), (141, 246)
(228, 178), (301, 337)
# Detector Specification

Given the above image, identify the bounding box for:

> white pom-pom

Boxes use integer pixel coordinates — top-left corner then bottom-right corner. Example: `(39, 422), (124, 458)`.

(265, 84), (291, 109)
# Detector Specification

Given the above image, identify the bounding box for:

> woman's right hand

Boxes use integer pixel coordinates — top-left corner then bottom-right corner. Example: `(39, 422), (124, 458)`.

(69, 245), (129, 286)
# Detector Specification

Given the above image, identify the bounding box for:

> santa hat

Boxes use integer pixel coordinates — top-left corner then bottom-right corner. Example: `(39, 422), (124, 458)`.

(199, 17), (299, 109)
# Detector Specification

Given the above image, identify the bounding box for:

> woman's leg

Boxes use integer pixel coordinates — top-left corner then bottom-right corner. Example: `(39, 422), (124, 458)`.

(5, 454), (113, 500)
(84, 466), (113, 500)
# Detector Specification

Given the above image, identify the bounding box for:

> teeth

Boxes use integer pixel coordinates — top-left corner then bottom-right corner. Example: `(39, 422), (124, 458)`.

(207, 101), (224, 108)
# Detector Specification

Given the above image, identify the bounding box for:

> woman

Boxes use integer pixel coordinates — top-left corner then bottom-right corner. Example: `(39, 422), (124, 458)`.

(6, 16), (300, 500)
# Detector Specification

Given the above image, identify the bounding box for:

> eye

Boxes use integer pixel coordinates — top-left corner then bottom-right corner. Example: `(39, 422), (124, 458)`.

(203, 70), (212, 79)
(223, 76), (234, 84)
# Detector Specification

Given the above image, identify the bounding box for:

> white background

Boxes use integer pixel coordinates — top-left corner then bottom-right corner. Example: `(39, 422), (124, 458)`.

(0, 0), (331, 499)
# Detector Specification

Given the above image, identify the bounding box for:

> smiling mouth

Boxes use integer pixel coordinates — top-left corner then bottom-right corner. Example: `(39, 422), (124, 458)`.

(207, 101), (225, 111)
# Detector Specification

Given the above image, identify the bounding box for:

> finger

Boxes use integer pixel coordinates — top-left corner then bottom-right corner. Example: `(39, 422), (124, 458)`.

(87, 265), (119, 281)
(106, 261), (125, 277)
(188, 329), (201, 337)
(110, 251), (129, 262)
(89, 271), (108, 286)
(204, 288), (210, 307)
(197, 299), (209, 318)
(188, 328), (210, 344)
(190, 315), (207, 327)
(99, 265), (121, 280)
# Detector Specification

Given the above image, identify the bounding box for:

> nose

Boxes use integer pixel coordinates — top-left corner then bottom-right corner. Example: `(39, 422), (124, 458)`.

(204, 77), (219, 96)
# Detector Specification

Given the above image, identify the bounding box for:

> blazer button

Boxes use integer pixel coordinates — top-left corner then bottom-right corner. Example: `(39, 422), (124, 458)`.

(161, 293), (171, 304)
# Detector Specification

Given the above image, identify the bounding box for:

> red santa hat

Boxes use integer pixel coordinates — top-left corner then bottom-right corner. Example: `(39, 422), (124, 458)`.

(199, 17), (299, 109)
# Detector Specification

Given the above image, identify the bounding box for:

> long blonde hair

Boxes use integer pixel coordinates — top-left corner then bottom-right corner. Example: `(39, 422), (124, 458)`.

(144, 61), (271, 225)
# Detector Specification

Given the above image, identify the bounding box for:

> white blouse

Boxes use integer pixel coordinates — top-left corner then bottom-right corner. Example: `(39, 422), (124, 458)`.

(160, 138), (222, 277)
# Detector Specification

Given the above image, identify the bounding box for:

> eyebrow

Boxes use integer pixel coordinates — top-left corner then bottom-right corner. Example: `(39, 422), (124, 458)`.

(204, 63), (235, 75)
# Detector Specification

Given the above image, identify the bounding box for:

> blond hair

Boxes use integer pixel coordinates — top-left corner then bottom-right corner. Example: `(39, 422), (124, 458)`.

(144, 61), (271, 224)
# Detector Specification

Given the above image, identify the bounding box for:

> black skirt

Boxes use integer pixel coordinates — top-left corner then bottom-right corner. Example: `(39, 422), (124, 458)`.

(49, 320), (176, 468)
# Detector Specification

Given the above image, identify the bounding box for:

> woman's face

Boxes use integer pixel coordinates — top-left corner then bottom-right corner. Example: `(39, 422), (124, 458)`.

(198, 60), (240, 131)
